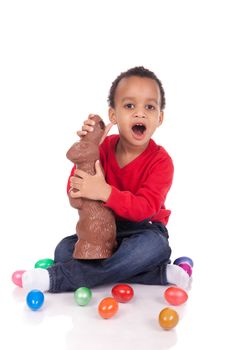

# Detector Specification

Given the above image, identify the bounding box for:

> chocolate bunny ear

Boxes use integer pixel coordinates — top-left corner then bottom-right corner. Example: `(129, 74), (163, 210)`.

(99, 120), (105, 130)
(92, 115), (105, 130)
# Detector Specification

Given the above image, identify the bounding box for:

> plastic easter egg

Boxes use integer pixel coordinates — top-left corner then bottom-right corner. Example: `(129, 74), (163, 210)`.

(74, 287), (92, 306)
(98, 297), (119, 319)
(11, 270), (26, 287)
(179, 262), (192, 277)
(34, 258), (54, 269)
(26, 289), (44, 311)
(159, 307), (179, 330)
(173, 256), (193, 267)
(111, 284), (134, 303)
(164, 287), (188, 306)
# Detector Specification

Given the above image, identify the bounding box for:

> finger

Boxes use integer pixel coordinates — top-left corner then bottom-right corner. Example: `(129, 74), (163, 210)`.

(70, 181), (80, 189)
(82, 125), (94, 132)
(77, 130), (87, 137)
(95, 160), (104, 176)
(105, 122), (114, 135)
(70, 190), (81, 198)
(75, 169), (88, 178)
(99, 122), (114, 144)
(84, 118), (95, 126)
(70, 176), (82, 185)
(88, 113), (96, 120)
(70, 183), (79, 190)
(76, 115), (96, 136)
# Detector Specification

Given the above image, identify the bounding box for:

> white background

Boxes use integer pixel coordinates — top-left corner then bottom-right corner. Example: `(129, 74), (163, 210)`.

(0, 1), (232, 349)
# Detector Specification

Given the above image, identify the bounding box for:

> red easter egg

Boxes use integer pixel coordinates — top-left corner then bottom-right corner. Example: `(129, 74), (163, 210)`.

(164, 287), (188, 306)
(98, 297), (119, 319)
(111, 284), (134, 303)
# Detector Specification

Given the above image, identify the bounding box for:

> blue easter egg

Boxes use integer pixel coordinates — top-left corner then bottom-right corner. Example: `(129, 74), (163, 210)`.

(26, 289), (44, 311)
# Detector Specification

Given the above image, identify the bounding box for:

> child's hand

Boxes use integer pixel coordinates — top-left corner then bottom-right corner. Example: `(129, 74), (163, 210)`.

(77, 114), (113, 144)
(77, 114), (96, 138)
(69, 160), (112, 202)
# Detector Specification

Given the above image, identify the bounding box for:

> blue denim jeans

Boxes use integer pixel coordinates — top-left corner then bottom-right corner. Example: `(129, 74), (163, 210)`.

(47, 220), (171, 292)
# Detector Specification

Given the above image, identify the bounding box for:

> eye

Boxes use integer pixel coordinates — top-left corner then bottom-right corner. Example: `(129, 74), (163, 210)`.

(124, 103), (135, 109)
(145, 104), (156, 110)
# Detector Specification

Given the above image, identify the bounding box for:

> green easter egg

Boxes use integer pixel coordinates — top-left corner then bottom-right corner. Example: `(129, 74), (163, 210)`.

(74, 287), (92, 306)
(34, 258), (54, 269)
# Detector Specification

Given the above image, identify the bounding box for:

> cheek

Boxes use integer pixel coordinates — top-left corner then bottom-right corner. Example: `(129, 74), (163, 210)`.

(154, 113), (162, 126)
(150, 117), (159, 126)
(116, 123), (125, 133)
(148, 120), (160, 134)
(115, 114), (128, 128)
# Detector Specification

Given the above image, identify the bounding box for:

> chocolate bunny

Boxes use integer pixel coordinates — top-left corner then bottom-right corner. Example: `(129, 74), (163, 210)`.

(66, 115), (117, 259)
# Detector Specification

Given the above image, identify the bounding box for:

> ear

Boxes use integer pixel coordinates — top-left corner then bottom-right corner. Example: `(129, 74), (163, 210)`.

(158, 111), (164, 127)
(108, 107), (117, 125)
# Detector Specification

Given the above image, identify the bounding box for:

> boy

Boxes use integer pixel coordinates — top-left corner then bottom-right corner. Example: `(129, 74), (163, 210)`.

(22, 66), (190, 292)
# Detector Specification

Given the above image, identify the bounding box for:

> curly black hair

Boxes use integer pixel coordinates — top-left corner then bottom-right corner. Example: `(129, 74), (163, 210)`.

(107, 66), (166, 111)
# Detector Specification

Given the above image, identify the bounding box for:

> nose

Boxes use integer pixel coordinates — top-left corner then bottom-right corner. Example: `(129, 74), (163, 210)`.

(133, 107), (146, 118)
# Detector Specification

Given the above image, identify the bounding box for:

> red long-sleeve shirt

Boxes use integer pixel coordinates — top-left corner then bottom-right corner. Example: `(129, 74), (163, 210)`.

(67, 135), (174, 225)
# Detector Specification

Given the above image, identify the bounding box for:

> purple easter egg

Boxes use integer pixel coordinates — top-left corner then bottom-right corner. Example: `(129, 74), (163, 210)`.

(174, 256), (194, 267)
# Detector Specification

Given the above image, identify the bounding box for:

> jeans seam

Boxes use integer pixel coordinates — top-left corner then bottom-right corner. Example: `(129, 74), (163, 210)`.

(47, 267), (55, 291)
(160, 263), (168, 285)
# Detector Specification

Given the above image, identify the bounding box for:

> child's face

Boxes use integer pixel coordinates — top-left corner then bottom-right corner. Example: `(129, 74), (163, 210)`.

(108, 76), (164, 147)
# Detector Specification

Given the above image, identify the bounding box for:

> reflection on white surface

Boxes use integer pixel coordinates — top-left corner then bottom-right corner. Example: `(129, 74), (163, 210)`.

(2, 253), (231, 350)
(5, 282), (179, 350)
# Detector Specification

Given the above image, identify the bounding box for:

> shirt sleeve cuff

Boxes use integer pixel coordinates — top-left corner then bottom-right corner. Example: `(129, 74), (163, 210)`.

(103, 186), (119, 209)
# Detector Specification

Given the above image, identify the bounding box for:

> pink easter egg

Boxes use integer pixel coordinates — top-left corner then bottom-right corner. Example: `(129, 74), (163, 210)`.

(179, 263), (192, 277)
(11, 270), (26, 287)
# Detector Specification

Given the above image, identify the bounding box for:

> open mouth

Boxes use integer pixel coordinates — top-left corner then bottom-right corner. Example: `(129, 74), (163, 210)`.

(131, 123), (146, 136)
